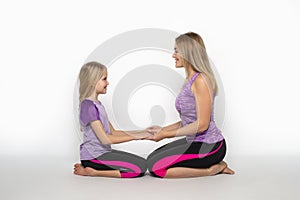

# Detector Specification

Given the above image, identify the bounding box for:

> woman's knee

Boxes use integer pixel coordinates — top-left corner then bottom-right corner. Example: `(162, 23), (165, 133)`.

(148, 169), (166, 178)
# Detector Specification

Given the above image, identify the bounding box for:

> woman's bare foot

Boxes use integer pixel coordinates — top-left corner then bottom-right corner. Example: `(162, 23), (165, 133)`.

(208, 161), (227, 175)
(210, 161), (235, 175)
(73, 163), (96, 176)
(220, 165), (235, 175)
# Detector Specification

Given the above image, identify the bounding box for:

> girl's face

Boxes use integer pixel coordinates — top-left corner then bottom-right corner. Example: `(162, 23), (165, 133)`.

(95, 69), (109, 94)
(172, 45), (184, 68)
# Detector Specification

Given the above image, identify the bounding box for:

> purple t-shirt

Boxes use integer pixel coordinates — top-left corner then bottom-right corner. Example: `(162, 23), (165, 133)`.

(175, 72), (224, 143)
(79, 99), (112, 160)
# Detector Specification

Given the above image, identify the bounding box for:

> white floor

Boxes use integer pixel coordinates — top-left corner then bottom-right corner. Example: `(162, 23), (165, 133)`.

(0, 155), (299, 200)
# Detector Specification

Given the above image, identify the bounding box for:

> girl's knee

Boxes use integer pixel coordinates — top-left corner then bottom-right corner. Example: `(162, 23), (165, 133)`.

(121, 165), (147, 178)
(121, 172), (145, 178)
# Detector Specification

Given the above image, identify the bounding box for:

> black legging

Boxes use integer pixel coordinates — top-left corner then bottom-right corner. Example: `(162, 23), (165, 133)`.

(147, 138), (226, 178)
(81, 149), (147, 178)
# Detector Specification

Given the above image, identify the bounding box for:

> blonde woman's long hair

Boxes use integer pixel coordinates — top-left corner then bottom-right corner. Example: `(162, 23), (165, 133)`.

(176, 32), (218, 95)
(78, 61), (107, 103)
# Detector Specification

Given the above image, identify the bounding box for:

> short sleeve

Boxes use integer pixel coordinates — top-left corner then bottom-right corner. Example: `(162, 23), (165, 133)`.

(80, 100), (100, 126)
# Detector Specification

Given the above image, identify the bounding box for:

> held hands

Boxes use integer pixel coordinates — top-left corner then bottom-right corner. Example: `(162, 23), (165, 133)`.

(132, 125), (167, 142)
(127, 127), (164, 141)
(147, 125), (162, 134)
(145, 125), (165, 142)
(132, 130), (153, 140)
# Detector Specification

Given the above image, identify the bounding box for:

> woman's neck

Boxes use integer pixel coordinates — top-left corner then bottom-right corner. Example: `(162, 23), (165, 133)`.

(185, 66), (197, 80)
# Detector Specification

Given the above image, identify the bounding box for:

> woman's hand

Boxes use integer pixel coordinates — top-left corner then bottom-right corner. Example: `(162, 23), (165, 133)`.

(146, 129), (166, 142)
(146, 125), (162, 134)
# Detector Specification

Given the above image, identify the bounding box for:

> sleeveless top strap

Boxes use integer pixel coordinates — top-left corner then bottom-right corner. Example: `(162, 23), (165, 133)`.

(189, 72), (200, 84)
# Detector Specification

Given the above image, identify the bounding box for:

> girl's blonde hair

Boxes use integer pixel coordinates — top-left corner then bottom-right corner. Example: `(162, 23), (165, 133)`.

(176, 32), (218, 95)
(78, 61), (107, 103)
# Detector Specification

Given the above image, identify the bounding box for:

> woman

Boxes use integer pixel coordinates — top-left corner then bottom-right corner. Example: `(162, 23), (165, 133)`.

(146, 32), (234, 178)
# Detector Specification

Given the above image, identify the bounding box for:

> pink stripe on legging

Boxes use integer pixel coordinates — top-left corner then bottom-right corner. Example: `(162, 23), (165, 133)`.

(152, 141), (223, 178)
(90, 159), (141, 178)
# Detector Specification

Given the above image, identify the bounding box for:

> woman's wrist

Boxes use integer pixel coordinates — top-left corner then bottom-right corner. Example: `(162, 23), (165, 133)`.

(164, 130), (176, 138)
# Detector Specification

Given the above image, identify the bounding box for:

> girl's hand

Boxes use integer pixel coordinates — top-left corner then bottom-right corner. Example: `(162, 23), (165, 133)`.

(132, 130), (153, 140)
(146, 129), (166, 142)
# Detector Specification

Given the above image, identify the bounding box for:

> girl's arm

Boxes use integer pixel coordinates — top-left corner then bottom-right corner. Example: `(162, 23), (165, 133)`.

(151, 74), (212, 141)
(90, 120), (141, 145)
(109, 122), (152, 139)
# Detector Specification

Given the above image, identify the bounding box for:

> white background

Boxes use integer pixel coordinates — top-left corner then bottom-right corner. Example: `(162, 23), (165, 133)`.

(0, 0), (300, 161)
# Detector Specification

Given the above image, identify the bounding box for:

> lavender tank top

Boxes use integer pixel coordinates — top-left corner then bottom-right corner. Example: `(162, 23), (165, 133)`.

(79, 99), (112, 160)
(175, 72), (224, 143)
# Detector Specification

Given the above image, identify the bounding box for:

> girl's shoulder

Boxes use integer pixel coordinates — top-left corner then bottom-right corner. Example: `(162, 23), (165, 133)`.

(81, 99), (101, 106)
(80, 99), (101, 112)
(80, 99), (101, 126)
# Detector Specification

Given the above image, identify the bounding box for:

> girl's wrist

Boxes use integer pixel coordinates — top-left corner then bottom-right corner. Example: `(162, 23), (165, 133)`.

(132, 135), (140, 140)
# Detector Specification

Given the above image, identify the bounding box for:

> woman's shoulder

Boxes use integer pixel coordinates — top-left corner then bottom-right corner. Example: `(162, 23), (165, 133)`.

(191, 73), (212, 93)
(191, 73), (206, 86)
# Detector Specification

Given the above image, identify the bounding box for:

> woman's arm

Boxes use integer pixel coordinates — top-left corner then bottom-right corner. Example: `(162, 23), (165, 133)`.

(163, 121), (182, 131)
(90, 120), (141, 145)
(147, 121), (181, 134)
(151, 75), (212, 141)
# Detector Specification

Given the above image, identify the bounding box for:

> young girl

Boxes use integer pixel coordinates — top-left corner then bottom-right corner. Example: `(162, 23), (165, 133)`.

(73, 61), (149, 178)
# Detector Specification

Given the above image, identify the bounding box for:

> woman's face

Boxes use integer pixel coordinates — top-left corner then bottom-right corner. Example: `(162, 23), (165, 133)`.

(95, 69), (109, 94)
(172, 45), (183, 68)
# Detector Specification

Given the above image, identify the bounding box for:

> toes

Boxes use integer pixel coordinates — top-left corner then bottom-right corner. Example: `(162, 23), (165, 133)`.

(74, 163), (81, 167)
(223, 167), (235, 175)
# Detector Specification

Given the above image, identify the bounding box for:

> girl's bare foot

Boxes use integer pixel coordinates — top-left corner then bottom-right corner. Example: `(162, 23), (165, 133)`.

(73, 163), (96, 176)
